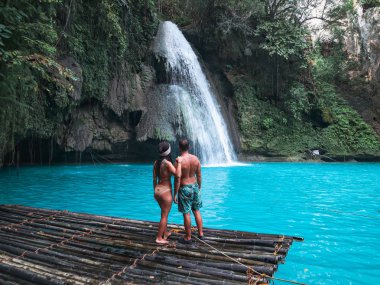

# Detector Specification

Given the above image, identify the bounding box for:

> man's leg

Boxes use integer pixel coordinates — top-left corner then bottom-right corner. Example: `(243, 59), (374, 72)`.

(183, 213), (191, 240)
(192, 210), (203, 237)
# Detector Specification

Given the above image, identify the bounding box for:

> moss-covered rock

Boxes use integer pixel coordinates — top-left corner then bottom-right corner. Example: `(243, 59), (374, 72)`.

(234, 79), (380, 158)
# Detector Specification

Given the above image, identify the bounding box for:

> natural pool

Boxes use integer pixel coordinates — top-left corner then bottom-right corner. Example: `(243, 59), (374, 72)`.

(0, 162), (379, 284)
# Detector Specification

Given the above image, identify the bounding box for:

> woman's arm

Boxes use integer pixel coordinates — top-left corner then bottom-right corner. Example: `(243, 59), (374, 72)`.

(153, 161), (157, 190)
(173, 157), (183, 204)
(175, 156), (183, 177)
(166, 159), (182, 177)
(174, 159), (181, 204)
(165, 160), (177, 175)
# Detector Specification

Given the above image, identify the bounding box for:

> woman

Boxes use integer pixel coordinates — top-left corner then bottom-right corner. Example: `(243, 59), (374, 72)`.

(153, 141), (182, 244)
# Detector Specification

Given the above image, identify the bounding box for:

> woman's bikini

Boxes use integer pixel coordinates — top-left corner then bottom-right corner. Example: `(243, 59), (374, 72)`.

(154, 185), (171, 196)
(154, 159), (172, 197)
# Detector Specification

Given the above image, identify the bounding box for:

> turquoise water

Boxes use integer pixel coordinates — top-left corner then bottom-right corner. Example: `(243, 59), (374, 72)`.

(1, 163), (379, 284)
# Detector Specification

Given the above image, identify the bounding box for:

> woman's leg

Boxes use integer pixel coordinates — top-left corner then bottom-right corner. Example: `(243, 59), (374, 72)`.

(162, 191), (173, 239)
(155, 191), (172, 244)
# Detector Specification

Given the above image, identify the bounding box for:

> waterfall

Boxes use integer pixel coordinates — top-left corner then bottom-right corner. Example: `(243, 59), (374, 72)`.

(153, 21), (236, 165)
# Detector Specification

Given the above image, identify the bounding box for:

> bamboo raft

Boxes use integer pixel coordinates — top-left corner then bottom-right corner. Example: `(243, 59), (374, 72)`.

(0, 205), (303, 285)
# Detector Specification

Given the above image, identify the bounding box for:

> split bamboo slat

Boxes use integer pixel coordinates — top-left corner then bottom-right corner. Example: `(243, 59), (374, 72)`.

(0, 205), (303, 285)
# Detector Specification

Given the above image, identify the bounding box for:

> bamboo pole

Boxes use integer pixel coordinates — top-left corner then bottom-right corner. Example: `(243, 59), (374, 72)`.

(0, 271), (37, 285)
(144, 254), (275, 275)
(1, 206), (304, 241)
(0, 205), (301, 285)
(0, 263), (66, 285)
(1, 219), (288, 261)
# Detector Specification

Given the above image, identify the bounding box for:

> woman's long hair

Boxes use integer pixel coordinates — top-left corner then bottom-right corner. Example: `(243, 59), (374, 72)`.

(155, 141), (172, 179)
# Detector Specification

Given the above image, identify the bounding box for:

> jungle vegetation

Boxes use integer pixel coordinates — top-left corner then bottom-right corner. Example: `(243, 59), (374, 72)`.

(1, 0), (379, 165)
(0, 0), (157, 164)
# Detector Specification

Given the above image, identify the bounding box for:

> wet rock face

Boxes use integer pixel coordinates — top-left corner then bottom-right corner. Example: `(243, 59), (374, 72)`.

(136, 85), (183, 143)
(364, 8), (380, 83)
(65, 116), (94, 152)
(57, 106), (132, 153)
(104, 65), (155, 117)
(343, 6), (380, 133)
(295, 2), (380, 134)
(306, 3), (380, 134)
(59, 57), (83, 101)
(106, 74), (130, 117)
(54, 63), (156, 159)
(347, 6), (380, 84)
(365, 8), (380, 130)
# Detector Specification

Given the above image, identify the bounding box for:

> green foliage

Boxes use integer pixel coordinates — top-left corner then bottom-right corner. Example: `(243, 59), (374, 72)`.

(234, 79), (380, 156)
(261, 117), (275, 130)
(328, 0), (356, 20)
(255, 20), (308, 60)
(360, 0), (380, 9)
(158, 0), (210, 26)
(320, 104), (380, 154)
(2, 0), (379, 163)
(153, 127), (175, 141)
(0, 23), (12, 54)
(213, 0), (263, 36)
(235, 79), (318, 155)
(0, 0), (76, 159)
(309, 46), (380, 153)
(162, 0), (380, 157)
(60, 0), (157, 100)
(284, 83), (311, 121)
(0, 0), (158, 161)
(159, 0), (380, 158)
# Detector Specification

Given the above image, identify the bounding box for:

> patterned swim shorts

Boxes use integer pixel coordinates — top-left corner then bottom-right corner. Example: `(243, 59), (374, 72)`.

(178, 183), (202, 214)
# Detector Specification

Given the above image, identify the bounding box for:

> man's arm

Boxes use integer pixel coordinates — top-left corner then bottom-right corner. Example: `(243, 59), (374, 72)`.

(196, 160), (201, 189)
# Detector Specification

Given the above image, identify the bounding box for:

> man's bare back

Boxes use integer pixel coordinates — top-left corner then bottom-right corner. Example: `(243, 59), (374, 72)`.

(179, 153), (201, 187)
(174, 139), (203, 242)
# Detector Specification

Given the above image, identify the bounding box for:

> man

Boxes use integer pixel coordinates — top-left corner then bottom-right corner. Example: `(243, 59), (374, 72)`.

(174, 139), (204, 243)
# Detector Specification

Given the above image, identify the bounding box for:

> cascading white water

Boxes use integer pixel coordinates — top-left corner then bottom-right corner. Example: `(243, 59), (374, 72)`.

(154, 21), (236, 164)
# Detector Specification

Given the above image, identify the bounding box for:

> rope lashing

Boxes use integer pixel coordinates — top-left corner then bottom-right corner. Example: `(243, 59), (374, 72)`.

(169, 228), (182, 234)
(0, 210), (67, 231)
(0, 216), (116, 264)
(274, 234), (285, 255)
(247, 267), (264, 285)
(99, 241), (176, 285)
(274, 243), (283, 255)
(192, 233), (307, 285)
(168, 227), (304, 284)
